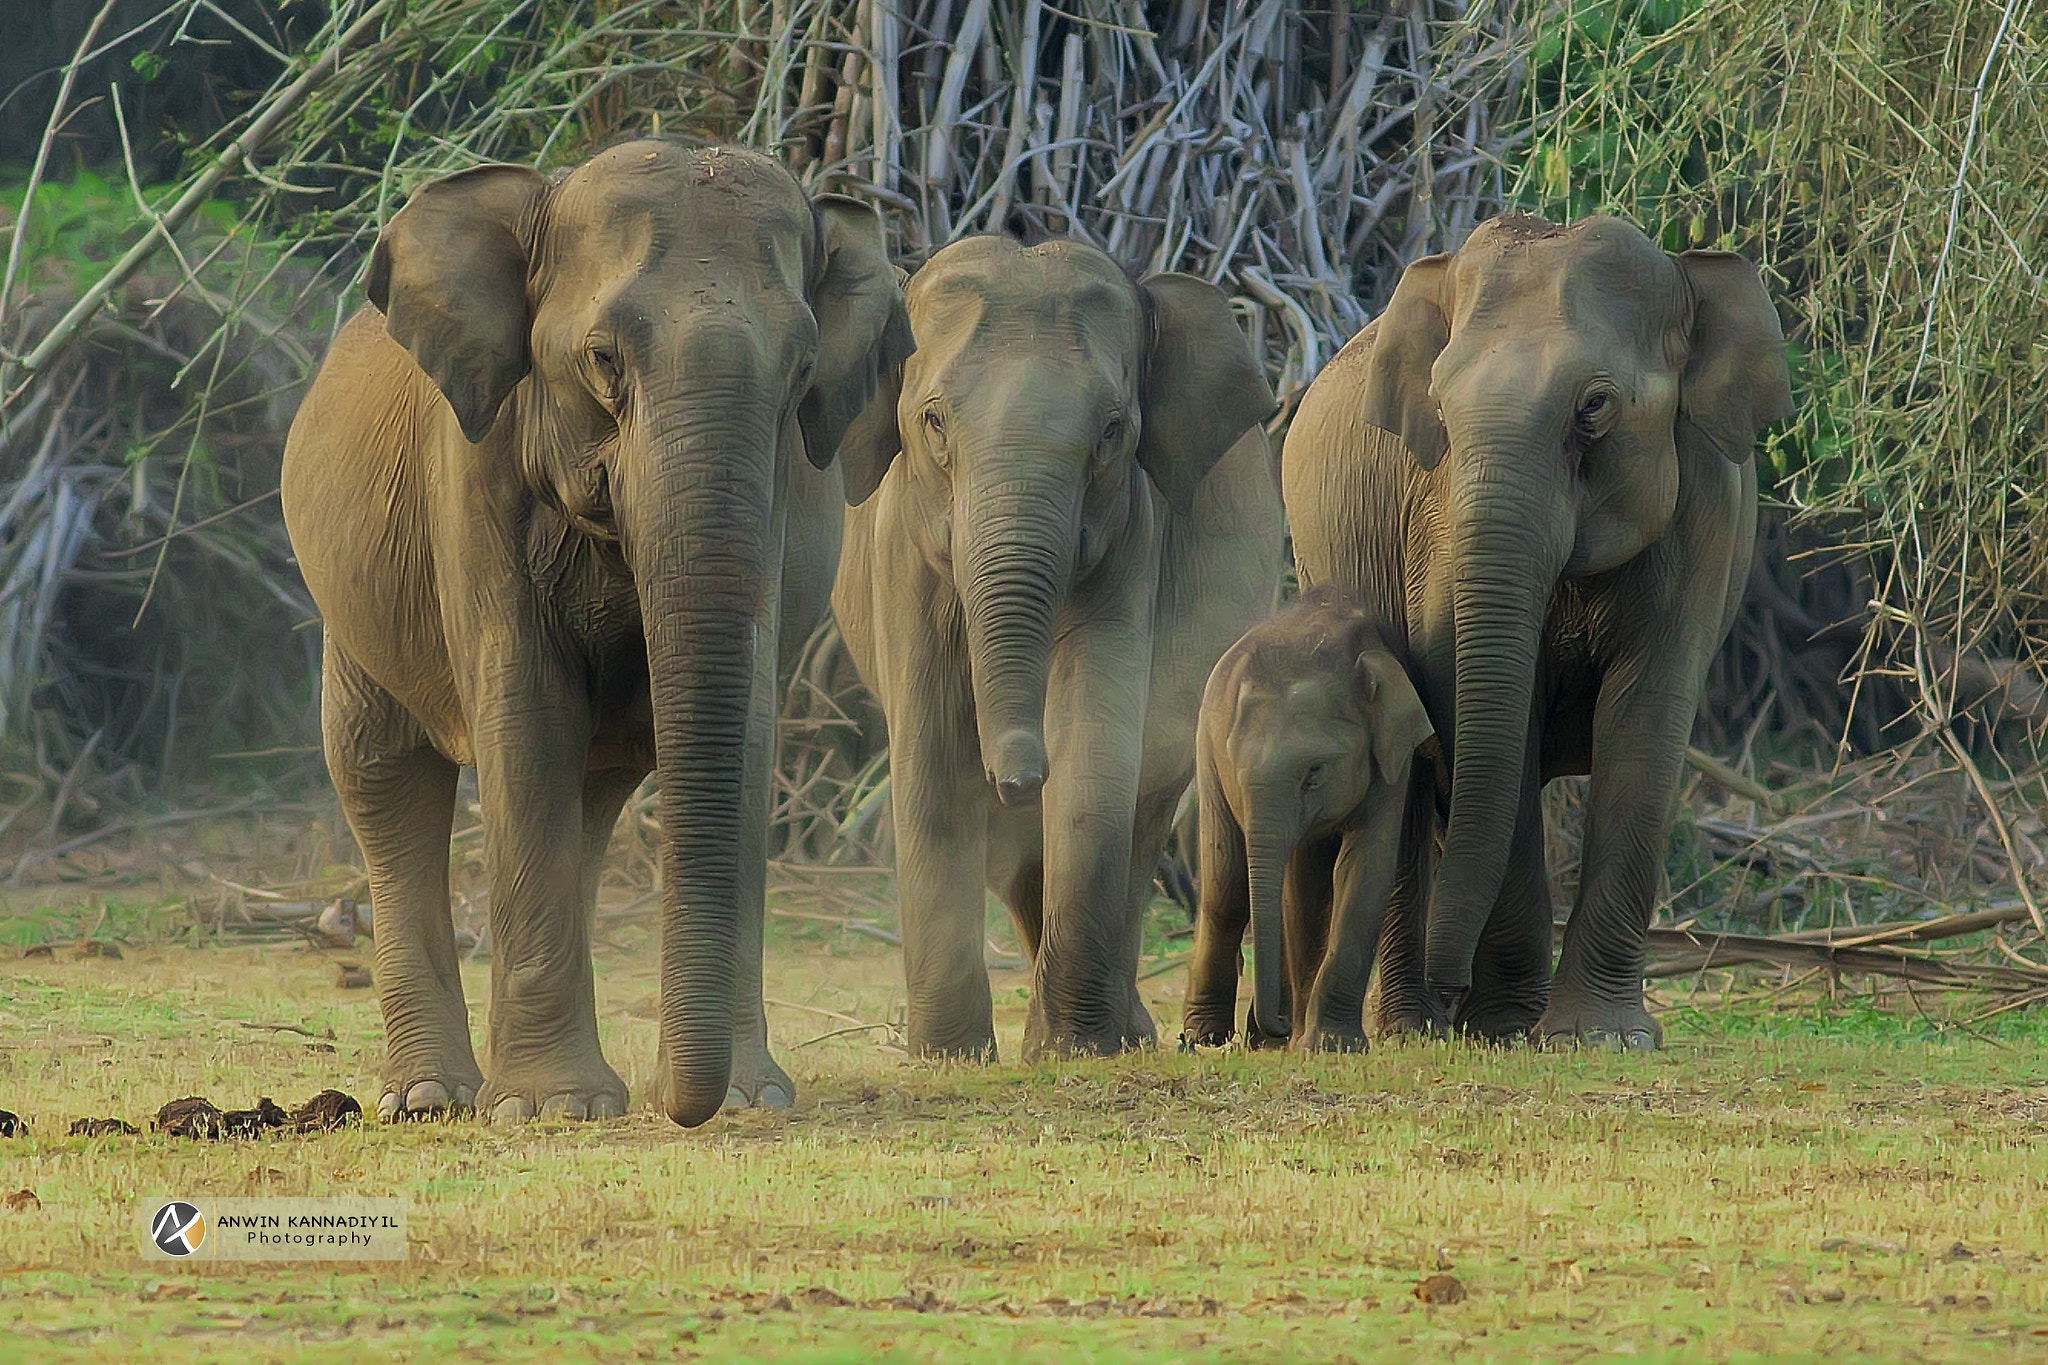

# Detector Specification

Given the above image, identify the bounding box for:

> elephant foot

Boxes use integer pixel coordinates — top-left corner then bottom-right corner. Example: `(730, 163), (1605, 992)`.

(1020, 1018), (1156, 1063)
(377, 1055), (484, 1122)
(907, 1026), (1000, 1063)
(1293, 1023), (1368, 1054)
(1453, 996), (1543, 1044)
(477, 1056), (628, 1126)
(1534, 991), (1662, 1051)
(1178, 1010), (1235, 1049)
(722, 1040), (796, 1112)
(1241, 1003), (1290, 1052)
(377, 1078), (479, 1123)
(1125, 991), (1159, 1048)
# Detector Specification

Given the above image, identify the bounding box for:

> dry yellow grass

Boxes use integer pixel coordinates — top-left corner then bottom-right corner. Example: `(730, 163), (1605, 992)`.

(1, 882), (2046, 1363)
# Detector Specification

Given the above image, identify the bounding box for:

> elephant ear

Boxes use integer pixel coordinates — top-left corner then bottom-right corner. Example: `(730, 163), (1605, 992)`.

(1135, 273), (1279, 516)
(803, 195), (915, 502)
(1674, 250), (1793, 463)
(366, 164), (545, 445)
(1357, 650), (1435, 788)
(1357, 253), (1452, 470)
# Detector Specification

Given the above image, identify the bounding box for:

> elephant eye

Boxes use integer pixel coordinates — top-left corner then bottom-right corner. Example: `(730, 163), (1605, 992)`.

(1575, 391), (1614, 434)
(589, 343), (623, 396)
(1101, 415), (1126, 448)
(1303, 762), (1326, 791)
(918, 404), (952, 467)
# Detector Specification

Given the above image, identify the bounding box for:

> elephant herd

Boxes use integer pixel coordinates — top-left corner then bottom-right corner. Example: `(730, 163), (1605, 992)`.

(279, 142), (1790, 1128)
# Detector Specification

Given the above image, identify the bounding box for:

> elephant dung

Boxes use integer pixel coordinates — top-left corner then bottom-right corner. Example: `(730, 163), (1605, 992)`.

(1414, 1274), (1467, 1305)
(289, 1089), (363, 1132)
(69, 1117), (139, 1137)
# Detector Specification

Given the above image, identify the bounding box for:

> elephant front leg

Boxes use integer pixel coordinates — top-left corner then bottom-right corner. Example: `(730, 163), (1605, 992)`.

(1029, 601), (1158, 1060)
(895, 752), (997, 1059)
(1539, 667), (1692, 1050)
(1297, 789), (1408, 1053)
(473, 683), (626, 1124)
(1365, 769), (1436, 1038)
(1454, 769), (1554, 1041)
(322, 650), (480, 1121)
(1180, 758), (1246, 1048)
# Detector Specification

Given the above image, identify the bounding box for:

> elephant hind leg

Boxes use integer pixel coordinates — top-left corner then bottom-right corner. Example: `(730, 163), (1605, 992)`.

(322, 648), (480, 1122)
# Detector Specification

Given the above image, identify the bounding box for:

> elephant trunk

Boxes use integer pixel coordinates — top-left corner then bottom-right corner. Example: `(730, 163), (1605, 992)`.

(1425, 460), (1572, 1012)
(622, 398), (776, 1128)
(957, 468), (1076, 806)
(1244, 818), (1294, 1041)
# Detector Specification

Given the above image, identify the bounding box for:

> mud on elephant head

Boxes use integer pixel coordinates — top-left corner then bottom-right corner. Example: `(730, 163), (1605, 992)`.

(364, 143), (911, 1124)
(833, 235), (1277, 804)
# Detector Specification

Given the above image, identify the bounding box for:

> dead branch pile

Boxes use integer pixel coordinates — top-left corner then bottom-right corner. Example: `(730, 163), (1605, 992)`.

(0, 236), (320, 839)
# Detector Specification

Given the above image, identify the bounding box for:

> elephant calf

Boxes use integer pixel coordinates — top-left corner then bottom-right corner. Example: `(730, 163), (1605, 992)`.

(832, 235), (1285, 1060)
(1181, 586), (1435, 1053)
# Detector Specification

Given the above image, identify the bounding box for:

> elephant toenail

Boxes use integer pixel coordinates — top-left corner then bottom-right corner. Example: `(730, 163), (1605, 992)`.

(492, 1096), (535, 1125)
(756, 1083), (794, 1111)
(589, 1094), (624, 1120)
(538, 1094), (587, 1121)
(721, 1085), (748, 1111)
(453, 1085), (476, 1109)
(406, 1080), (452, 1113)
(1624, 1029), (1657, 1050)
(377, 1092), (403, 1124)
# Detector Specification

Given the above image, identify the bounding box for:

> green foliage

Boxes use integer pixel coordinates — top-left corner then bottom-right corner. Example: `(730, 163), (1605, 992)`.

(0, 172), (230, 295)
(1505, 0), (2048, 683)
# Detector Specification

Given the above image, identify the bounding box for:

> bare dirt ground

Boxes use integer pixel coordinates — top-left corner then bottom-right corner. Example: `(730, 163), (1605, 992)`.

(1, 813), (2046, 1363)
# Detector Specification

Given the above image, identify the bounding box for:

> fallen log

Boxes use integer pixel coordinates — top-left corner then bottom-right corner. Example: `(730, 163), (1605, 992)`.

(1642, 925), (2048, 990)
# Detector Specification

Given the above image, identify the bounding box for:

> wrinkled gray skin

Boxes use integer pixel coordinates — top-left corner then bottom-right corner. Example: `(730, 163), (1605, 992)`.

(1283, 214), (1791, 1047)
(1181, 586), (1436, 1053)
(281, 144), (910, 1126)
(832, 235), (1285, 1060)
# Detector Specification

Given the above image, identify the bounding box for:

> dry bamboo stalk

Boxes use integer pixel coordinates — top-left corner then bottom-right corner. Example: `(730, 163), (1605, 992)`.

(986, 0), (1043, 232)
(1398, 0), (1439, 262)
(822, 0), (872, 170)
(1051, 31), (1086, 226)
(923, 0), (993, 185)
(870, 0), (902, 190)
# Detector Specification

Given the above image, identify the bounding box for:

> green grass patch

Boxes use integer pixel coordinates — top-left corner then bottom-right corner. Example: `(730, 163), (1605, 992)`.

(1, 918), (2045, 1362)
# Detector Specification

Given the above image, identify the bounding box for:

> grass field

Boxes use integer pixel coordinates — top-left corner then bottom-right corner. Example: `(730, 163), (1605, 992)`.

(3, 879), (2047, 1364)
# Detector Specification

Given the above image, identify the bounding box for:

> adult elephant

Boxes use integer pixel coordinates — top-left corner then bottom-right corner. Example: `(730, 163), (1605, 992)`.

(282, 143), (910, 1126)
(1282, 214), (1791, 1047)
(832, 235), (1285, 1060)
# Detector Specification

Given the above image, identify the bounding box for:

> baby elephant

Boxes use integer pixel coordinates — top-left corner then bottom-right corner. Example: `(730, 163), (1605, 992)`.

(1181, 587), (1435, 1052)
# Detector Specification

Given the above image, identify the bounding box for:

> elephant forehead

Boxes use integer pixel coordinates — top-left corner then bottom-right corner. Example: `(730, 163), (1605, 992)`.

(546, 143), (810, 279)
(1232, 671), (1347, 727)
(913, 240), (1139, 339)
(1452, 217), (1683, 345)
